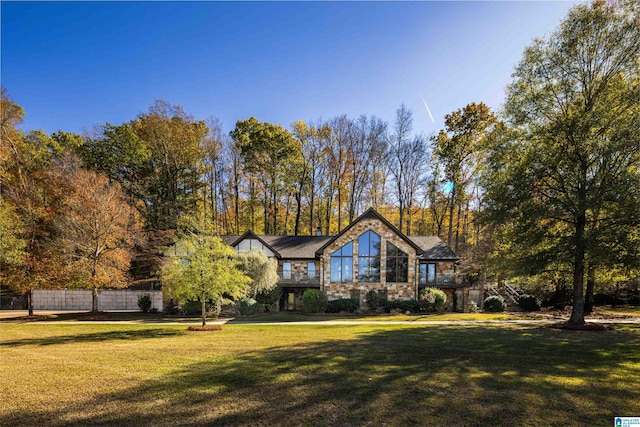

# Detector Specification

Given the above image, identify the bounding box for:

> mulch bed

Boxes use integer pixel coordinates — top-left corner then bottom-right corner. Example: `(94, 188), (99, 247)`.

(188, 325), (223, 331)
(549, 322), (612, 331)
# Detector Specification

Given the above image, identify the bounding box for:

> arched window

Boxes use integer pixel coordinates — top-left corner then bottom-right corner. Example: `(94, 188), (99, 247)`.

(386, 242), (408, 282)
(358, 231), (381, 282)
(330, 242), (353, 283)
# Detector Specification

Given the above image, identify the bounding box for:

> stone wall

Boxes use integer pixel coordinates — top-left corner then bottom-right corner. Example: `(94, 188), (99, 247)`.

(32, 290), (163, 311)
(320, 218), (418, 301)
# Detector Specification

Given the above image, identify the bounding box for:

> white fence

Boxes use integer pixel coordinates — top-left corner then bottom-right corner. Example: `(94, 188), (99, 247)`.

(32, 290), (163, 311)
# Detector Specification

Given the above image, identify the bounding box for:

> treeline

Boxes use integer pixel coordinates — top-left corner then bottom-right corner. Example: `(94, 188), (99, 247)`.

(78, 100), (492, 249)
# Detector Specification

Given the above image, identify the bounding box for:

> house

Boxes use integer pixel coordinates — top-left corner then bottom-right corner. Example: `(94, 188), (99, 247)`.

(222, 208), (482, 312)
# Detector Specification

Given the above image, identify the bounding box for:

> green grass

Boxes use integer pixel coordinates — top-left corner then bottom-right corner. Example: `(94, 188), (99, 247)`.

(595, 305), (640, 317)
(1, 323), (639, 426)
(227, 311), (535, 323)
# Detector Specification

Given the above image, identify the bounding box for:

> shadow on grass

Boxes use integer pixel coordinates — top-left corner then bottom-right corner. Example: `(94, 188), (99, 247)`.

(0, 328), (186, 347)
(2, 326), (639, 426)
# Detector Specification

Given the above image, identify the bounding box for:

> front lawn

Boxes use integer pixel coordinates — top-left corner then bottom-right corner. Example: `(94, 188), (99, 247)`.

(1, 323), (638, 426)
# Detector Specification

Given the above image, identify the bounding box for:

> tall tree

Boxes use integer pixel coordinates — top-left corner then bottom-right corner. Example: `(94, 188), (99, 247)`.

(433, 102), (496, 251)
(231, 117), (300, 234)
(387, 105), (427, 234)
(53, 160), (140, 313)
(482, 1), (640, 325)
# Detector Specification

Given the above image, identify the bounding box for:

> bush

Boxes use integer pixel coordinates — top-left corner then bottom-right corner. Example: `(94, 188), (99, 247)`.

(419, 288), (447, 312)
(365, 290), (380, 311)
(484, 295), (506, 312)
(326, 298), (358, 313)
(468, 301), (478, 313)
(518, 294), (542, 312)
(182, 300), (202, 315)
(302, 289), (328, 313)
(383, 299), (420, 314)
(237, 297), (262, 315)
(137, 294), (152, 313)
(628, 293), (640, 306)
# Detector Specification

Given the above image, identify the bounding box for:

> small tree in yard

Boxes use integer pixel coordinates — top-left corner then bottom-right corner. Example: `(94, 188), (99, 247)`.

(162, 235), (251, 326)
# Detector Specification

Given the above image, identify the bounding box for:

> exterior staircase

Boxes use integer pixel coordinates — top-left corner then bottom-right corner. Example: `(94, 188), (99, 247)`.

(484, 284), (523, 311)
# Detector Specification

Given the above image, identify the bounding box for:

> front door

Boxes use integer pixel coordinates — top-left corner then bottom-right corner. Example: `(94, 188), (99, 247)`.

(287, 292), (295, 311)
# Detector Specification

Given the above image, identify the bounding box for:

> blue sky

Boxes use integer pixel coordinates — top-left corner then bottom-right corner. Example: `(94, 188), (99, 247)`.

(1, 1), (578, 136)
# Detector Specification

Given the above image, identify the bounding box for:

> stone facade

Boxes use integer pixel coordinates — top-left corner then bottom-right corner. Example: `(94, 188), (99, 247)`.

(320, 218), (420, 302)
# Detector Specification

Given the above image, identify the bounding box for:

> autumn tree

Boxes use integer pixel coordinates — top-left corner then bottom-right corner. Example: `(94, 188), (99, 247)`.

(482, 1), (640, 325)
(1, 89), (68, 314)
(54, 161), (139, 312)
(387, 105), (428, 234)
(162, 234), (251, 326)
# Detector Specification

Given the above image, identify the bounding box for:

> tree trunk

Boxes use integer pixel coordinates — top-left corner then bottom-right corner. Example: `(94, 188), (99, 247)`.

(568, 212), (587, 325)
(28, 289), (33, 316)
(454, 203), (462, 254)
(584, 267), (595, 315)
(92, 287), (99, 313)
(447, 189), (455, 248)
(201, 295), (206, 327)
(294, 192), (302, 236)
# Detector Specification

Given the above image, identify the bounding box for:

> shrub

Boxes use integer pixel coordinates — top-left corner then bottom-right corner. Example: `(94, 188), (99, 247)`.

(365, 290), (380, 311)
(302, 289), (328, 313)
(468, 301), (478, 313)
(518, 294), (542, 311)
(628, 293), (640, 306)
(137, 294), (152, 313)
(237, 297), (262, 315)
(419, 288), (447, 312)
(182, 300), (202, 315)
(383, 299), (420, 314)
(326, 298), (358, 313)
(484, 295), (506, 312)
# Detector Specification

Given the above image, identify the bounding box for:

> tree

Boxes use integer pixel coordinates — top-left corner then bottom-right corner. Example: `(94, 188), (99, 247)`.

(162, 234), (251, 326)
(54, 160), (139, 312)
(482, 1), (640, 325)
(234, 249), (278, 297)
(387, 105), (428, 234)
(433, 102), (496, 251)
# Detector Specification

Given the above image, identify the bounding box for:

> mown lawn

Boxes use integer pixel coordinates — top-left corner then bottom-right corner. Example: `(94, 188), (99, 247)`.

(1, 323), (639, 426)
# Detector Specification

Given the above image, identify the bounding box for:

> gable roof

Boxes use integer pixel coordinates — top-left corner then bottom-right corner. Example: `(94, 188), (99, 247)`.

(261, 235), (332, 259)
(315, 208), (424, 257)
(409, 236), (459, 260)
(222, 232), (331, 259)
(224, 230), (282, 258)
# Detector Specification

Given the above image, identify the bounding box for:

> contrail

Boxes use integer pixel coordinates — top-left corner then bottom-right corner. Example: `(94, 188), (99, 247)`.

(421, 95), (435, 124)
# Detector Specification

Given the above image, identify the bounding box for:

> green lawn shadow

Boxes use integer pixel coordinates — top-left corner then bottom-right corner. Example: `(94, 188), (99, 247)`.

(2, 325), (639, 426)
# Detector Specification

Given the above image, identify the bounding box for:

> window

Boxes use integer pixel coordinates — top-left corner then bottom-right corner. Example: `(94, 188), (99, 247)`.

(428, 263), (436, 282)
(420, 263), (436, 284)
(282, 262), (292, 280)
(386, 242), (408, 282)
(358, 231), (381, 282)
(307, 262), (316, 279)
(419, 264), (426, 284)
(330, 242), (353, 283)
